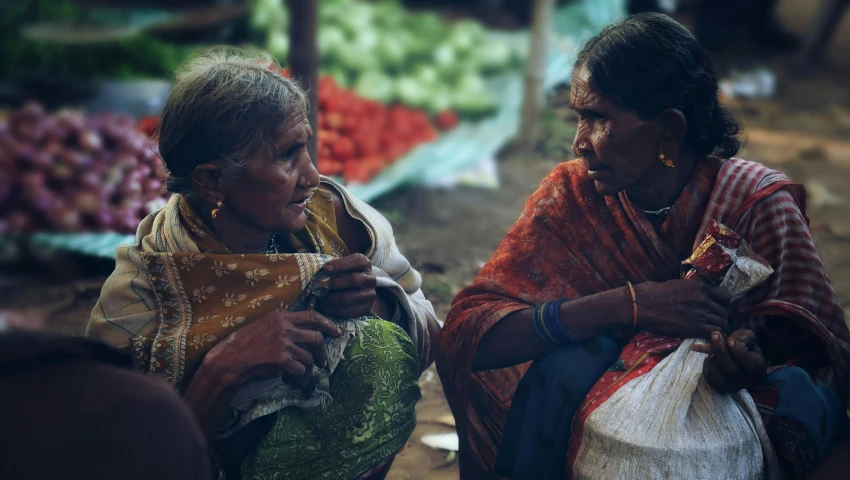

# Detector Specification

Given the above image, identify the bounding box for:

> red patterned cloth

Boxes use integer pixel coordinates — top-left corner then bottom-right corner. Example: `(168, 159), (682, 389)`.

(436, 158), (849, 479)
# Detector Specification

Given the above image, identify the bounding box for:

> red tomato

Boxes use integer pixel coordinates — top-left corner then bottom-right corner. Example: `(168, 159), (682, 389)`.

(325, 112), (344, 131)
(321, 129), (340, 145)
(319, 75), (338, 92)
(386, 142), (410, 160)
(340, 117), (359, 136)
(318, 145), (332, 160)
(355, 137), (380, 157)
(138, 116), (160, 137)
(422, 126), (440, 142)
(434, 111), (459, 131)
(319, 158), (343, 176)
(343, 160), (370, 184)
(311, 74), (444, 183)
(363, 156), (386, 177)
(331, 137), (355, 160)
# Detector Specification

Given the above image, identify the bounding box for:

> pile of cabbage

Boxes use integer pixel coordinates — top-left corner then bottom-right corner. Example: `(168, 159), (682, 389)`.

(251, 0), (520, 117)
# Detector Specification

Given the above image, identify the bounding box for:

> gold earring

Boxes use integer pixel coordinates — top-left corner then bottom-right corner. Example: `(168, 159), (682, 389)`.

(211, 200), (223, 219)
(660, 153), (674, 168)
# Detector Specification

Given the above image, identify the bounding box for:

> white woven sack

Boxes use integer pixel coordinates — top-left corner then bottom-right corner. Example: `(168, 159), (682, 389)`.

(572, 339), (785, 480)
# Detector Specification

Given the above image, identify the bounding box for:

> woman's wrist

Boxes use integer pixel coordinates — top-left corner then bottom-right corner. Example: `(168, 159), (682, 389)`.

(184, 359), (242, 443)
(371, 288), (397, 320)
(557, 287), (635, 341)
(613, 285), (638, 330)
(533, 300), (571, 346)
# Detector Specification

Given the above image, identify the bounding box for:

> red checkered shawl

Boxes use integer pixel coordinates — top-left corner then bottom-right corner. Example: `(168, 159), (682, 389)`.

(437, 158), (849, 479)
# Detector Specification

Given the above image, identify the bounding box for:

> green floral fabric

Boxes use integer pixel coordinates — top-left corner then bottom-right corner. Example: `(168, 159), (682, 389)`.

(241, 319), (421, 480)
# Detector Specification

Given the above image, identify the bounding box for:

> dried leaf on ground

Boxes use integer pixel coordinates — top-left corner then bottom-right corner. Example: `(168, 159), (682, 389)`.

(435, 414), (456, 427)
(806, 181), (845, 207)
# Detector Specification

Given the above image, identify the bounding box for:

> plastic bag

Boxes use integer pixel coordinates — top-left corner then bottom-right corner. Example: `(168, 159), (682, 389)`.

(572, 338), (783, 479)
(572, 221), (784, 479)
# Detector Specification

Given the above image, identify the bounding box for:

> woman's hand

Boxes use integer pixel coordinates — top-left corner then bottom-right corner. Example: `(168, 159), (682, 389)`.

(691, 329), (767, 393)
(633, 279), (731, 339)
(318, 254), (378, 318)
(184, 309), (341, 441)
(203, 309), (342, 387)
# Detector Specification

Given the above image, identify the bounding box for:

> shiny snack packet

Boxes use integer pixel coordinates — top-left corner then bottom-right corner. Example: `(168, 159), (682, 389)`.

(682, 220), (773, 302)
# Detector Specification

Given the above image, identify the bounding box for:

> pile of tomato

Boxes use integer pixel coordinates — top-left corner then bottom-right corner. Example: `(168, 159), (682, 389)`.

(318, 75), (457, 183)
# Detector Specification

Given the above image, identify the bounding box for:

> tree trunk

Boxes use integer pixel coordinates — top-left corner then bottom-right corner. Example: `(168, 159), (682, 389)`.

(286, 0), (319, 165)
(517, 0), (554, 151)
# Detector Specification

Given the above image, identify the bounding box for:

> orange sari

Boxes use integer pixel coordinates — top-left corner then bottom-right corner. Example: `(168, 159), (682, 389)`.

(437, 158), (849, 478)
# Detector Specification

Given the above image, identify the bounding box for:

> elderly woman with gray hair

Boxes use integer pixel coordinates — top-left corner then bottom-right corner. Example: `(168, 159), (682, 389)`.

(87, 46), (440, 480)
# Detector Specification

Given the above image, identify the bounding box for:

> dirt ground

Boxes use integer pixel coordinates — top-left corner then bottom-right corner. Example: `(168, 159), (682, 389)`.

(3, 9), (850, 480)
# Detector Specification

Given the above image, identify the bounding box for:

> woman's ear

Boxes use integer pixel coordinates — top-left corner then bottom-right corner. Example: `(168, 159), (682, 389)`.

(656, 108), (688, 156)
(190, 164), (223, 205)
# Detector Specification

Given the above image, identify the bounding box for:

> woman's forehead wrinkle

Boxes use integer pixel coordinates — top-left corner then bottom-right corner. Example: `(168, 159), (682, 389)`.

(273, 115), (308, 148)
(570, 68), (598, 108)
(571, 81), (600, 110)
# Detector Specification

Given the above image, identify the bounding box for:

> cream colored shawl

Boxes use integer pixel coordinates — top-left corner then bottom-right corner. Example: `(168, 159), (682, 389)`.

(87, 177), (439, 432)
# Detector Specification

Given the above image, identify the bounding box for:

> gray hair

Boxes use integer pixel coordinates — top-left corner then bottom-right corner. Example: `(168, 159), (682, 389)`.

(157, 45), (308, 198)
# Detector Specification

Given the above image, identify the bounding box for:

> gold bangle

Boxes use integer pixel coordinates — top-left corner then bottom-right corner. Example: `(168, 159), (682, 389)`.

(627, 281), (637, 329)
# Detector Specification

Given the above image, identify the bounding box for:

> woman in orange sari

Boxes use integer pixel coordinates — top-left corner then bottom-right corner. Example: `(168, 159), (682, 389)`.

(437, 13), (849, 479)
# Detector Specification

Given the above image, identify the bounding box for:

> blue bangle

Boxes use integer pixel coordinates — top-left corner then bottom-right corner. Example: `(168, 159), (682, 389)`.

(532, 300), (570, 346)
(544, 299), (571, 344)
(532, 304), (556, 345)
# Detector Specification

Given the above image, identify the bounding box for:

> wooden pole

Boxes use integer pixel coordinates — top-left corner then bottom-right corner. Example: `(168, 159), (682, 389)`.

(518, 0), (554, 150)
(794, 0), (848, 70)
(287, 0), (319, 165)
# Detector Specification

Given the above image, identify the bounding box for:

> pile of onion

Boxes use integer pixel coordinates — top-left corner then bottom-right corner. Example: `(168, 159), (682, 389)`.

(0, 103), (169, 234)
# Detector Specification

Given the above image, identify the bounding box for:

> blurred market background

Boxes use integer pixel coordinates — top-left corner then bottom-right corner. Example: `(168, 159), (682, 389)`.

(1, 0), (850, 478)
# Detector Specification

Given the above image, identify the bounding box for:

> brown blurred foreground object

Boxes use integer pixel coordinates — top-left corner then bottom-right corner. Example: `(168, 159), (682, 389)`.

(806, 441), (850, 479)
(0, 330), (211, 480)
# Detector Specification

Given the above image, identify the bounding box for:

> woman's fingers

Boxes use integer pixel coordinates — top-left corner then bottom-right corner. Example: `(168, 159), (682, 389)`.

(319, 302), (373, 319)
(727, 333), (766, 378)
(286, 344), (316, 371)
(695, 311), (728, 339)
(728, 329), (759, 349)
(292, 310), (342, 338)
(290, 328), (328, 368)
(702, 357), (735, 393)
(323, 254), (371, 274)
(709, 331), (741, 378)
(704, 298), (729, 322)
(704, 313), (728, 331)
(328, 272), (377, 291)
(282, 354), (307, 377)
(704, 285), (732, 307)
(322, 288), (375, 307)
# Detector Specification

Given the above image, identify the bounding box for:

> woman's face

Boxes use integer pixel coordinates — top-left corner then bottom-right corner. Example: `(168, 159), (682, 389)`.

(570, 66), (667, 196)
(222, 107), (320, 234)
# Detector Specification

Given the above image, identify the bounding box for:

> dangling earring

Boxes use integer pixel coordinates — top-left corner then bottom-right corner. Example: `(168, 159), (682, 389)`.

(211, 200), (223, 219)
(660, 153), (674, 168)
